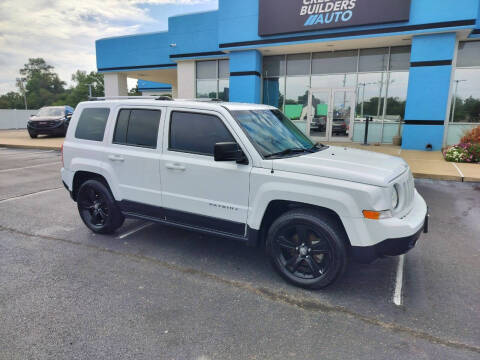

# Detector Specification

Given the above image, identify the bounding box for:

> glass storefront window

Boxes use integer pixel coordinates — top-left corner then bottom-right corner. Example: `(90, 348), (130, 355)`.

(359, 48), (388, 72)
(285, 76), (310, 120)
(457, 41), (480, 67)
(389, 46), (411, 71)
(287, 53), (310, 76)
(218, 59), (230, 79)
(356, 72), (386, 121)
(312, 50), (357, 74)
(196, 80), (218, 99)
(385, 72), (409, 120)
(450, 68), (480, 123)
(311, 73), (356, 89)
(196, 59), (229, 100)
(263, 55), (286, 77)
(218, 79), (230, 101)
(196, 60), (217, 79)
(261, 46), (412, 142)
(263, 77), (285, 110)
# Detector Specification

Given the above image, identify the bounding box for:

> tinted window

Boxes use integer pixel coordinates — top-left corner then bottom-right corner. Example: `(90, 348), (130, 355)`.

(287, 53), (310, 76)
(457, 41), (480, 67)
(312, 50), (357, 74)
(359, 48), (388, 72)
(75, 108), (110, 141)
(196, 60), (217, 79)
(263, 55), (286, 77)
(112, 109), (130, 144)
(169, 111), (234, 155)
(218, 59), (230, 78)
(113, 109), (161, 148)
(389, 46), (411, 71)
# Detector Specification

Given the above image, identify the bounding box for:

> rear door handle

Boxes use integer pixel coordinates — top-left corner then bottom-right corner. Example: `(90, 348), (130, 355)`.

(108, 155), (125, 162)
(165, 162), (186, 171)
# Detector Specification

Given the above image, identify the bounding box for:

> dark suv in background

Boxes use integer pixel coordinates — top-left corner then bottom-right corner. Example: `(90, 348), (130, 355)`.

(27, 105), (74, 138)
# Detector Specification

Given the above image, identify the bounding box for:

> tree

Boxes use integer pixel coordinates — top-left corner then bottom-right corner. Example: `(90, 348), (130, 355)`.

(18, 58), (66, 109)
(128, 84), (141, 96)
(0, 92), (25, 109)
(54, 70), (104, 107)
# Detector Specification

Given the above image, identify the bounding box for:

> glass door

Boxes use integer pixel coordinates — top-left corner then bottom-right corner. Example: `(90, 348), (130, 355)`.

(307, 88), (355, 142)
(307, 89), (330, 142)
(329, 89), (355, 142)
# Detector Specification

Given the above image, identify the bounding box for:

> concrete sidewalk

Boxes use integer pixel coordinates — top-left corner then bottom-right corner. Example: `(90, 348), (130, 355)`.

(326, 142), (479, 182)
(0, 129), (63, 150)
(1, 129), (479, 182)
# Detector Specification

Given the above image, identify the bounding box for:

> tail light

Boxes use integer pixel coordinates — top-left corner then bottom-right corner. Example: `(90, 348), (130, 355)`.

(61, 144), (64, 168)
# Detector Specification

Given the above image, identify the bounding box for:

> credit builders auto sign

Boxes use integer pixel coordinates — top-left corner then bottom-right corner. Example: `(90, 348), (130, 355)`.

(258, 0), (411, 36)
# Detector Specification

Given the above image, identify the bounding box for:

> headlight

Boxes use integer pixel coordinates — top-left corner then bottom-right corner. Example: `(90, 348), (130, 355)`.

(392, 185), (399, 209)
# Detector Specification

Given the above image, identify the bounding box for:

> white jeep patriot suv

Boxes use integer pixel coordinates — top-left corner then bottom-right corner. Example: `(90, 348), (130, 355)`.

(61, 98), (428, 289)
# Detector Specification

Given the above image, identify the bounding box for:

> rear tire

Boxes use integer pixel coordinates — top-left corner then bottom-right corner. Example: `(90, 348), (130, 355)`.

(77, 179), (124, 234)
(266, 208), (347, 289)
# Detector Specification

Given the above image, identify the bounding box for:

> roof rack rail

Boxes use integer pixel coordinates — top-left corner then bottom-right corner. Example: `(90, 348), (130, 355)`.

(191, 98), (224, 102)
(88, 96), (163, 101)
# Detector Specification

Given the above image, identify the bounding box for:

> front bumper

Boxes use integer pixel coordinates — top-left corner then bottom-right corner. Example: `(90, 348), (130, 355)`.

(27, 121), (67, 135)
(350, 190), (428, 263)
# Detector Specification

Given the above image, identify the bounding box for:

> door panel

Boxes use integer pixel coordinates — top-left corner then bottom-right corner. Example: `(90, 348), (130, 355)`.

(105, 107), (164, 207)
(161, 109), (251, 235)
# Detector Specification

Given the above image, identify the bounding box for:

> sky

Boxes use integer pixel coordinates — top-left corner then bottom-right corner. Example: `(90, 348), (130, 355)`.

(0, 0), (218, 94)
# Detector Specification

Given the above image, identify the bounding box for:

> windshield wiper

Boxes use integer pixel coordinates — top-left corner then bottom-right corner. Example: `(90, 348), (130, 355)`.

(264, 147), (314, 158)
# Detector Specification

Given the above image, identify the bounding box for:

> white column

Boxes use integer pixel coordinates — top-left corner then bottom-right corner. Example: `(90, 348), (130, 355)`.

(104, 73), (128, 97)
(177, 60), (195, 99)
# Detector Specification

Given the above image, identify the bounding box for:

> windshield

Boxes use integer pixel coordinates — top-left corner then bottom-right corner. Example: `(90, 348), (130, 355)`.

(232, 109), (319, 158)
(36, 107), (64, 117)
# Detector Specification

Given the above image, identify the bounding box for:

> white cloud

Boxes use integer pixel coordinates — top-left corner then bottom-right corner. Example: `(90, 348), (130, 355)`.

(0, 0), (210, 94)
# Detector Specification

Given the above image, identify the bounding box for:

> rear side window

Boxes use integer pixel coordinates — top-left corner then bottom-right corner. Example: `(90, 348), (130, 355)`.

(75, 108), (110, 141)
(113, 109), (161, 148)
(169, 111), (234, 156)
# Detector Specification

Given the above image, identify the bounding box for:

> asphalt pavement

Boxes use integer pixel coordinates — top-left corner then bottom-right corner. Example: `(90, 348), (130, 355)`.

(0, 147), (479, 359)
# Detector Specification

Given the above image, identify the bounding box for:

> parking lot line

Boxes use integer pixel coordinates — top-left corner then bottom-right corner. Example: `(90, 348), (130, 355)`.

(0, 187), (63, 204)
(452, 163), (465, 179)
(117, 222), (153, 239)
(0, 161), (61, 173)
(393, 254), (405, 306)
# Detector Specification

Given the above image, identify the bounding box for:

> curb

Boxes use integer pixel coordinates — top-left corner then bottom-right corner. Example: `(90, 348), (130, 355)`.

(0, 143), (61, 151)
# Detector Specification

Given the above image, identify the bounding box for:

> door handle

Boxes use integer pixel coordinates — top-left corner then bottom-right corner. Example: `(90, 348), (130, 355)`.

(165, 162), (186, 171)
(108, 154), (125, 162)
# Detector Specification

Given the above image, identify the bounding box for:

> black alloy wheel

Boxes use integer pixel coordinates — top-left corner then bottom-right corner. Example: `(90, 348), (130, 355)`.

(77, 180), (124, 234)
(274, 224), (333, 280)
(267, 209), (347, 289)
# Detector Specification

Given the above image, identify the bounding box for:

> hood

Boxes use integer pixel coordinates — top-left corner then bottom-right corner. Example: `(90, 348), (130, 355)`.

(272, 146), (408, 187)
(30, 116), (63, 121)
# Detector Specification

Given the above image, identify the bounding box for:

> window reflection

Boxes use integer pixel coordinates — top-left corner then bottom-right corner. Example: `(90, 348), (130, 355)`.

(263, 77), (285, 110)
(285, 76), (310, 120)
(196, 59), (229, 100)
(356, 72), (386, 122)
(311, 73), (356, 89)
(261, 47), (412, 142)
(450, 68), (480, 123)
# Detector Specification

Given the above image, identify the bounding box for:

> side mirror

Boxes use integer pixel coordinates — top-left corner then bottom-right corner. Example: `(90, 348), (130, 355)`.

(214, 142), (248, 164)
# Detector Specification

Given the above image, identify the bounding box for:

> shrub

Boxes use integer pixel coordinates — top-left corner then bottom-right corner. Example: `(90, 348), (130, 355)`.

(444, 142), (480, 163)
(460, 125), (480, 144)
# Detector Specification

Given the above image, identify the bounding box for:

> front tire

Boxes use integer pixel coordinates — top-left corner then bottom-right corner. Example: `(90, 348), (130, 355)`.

(77, 179), (124, 234)
(266, 208), (347, 289)
(28, 131), (37, 138)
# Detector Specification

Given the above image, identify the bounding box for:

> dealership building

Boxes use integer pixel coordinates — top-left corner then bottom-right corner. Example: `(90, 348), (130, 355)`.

(96, 0), (480, 150)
